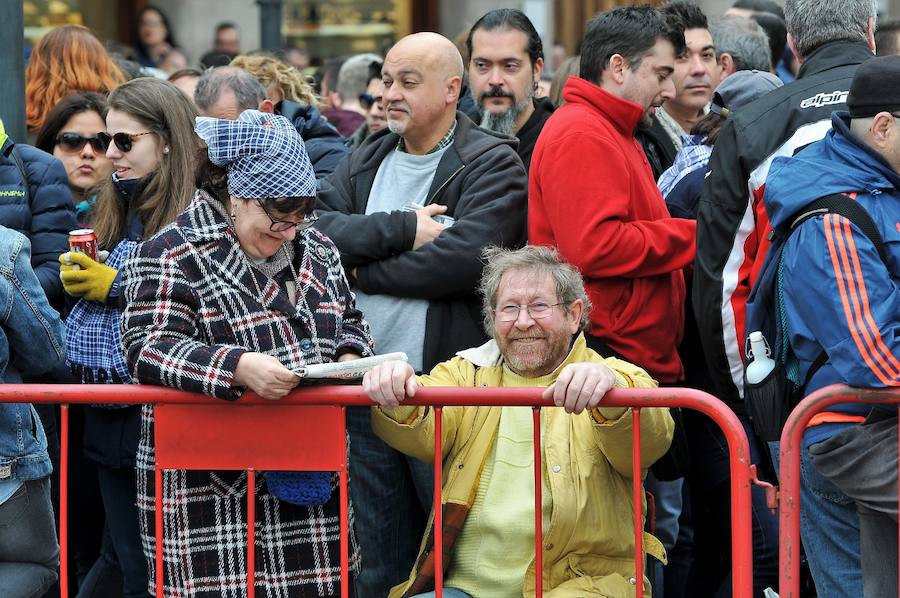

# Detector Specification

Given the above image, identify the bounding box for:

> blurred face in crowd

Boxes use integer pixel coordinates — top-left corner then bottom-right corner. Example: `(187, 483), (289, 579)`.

(469, 27), (543, 136)
(668, 28), (719, 120)
(216, 26), (240, 56)
(230, 198), (309, 259)
(362, 77), (386, 134)
(139, 8), (168, 48)
(492, 269), (582, 378)
(53, 110), (112, 194)
(105, 109), (162, 180)
(619, 38), (677, 128)
(382, 33), (462, 153)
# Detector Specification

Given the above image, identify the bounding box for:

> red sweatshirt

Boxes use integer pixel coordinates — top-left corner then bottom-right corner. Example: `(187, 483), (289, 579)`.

(529, 77), (696, 383)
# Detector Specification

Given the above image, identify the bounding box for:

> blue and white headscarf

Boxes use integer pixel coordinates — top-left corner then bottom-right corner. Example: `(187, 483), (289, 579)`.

(194, 109), (316, 199)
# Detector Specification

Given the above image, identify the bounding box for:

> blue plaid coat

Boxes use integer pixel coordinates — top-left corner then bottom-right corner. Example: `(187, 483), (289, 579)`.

(120, 192), (373, 597)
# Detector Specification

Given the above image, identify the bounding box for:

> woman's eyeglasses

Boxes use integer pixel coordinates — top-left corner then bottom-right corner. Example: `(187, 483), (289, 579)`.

(256, 200), (318, 232)
(97, 131), (153, 153)
(55, 133), (110, 154)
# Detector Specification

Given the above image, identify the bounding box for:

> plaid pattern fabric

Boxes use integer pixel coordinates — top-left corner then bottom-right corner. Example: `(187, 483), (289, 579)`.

(121, 191), (372, 596)
(195, 110), (317, 200)
(397, 120), (457, 154)
(656, 134), (712, 199)
(65, 239), (137, 386)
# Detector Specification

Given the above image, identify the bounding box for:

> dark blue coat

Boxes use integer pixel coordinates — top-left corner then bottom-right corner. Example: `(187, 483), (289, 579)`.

(276, 100), (350, 181)
(0, 136), (77, 309)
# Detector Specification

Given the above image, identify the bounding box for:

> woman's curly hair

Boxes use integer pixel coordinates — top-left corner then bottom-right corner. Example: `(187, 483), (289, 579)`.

(230, 54), (318, 107)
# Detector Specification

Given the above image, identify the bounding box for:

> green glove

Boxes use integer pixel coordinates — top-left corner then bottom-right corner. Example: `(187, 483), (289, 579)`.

(59, 251), (117, 303)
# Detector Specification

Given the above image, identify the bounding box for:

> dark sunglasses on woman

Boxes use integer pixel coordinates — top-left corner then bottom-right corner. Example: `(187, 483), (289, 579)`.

(96, 131), (153, 153)
(56, 132), (110, 154)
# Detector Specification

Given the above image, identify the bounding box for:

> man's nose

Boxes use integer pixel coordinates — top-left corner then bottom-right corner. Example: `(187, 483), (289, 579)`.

(488, 66), (504, 87)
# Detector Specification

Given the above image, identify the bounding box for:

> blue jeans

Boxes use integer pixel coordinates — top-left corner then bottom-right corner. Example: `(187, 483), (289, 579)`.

(769, 440), (863, 597)
(410, 590), (473, 598)
(347, 407), (434, 597)
(0, 477), (59, 598)
(686, 413), (778, 597)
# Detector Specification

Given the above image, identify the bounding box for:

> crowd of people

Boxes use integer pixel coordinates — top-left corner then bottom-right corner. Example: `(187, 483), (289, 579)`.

(0, 0), (898, 597)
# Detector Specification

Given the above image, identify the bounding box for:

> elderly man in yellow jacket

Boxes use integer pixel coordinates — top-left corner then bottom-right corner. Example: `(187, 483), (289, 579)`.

(363, 245), (674, 598)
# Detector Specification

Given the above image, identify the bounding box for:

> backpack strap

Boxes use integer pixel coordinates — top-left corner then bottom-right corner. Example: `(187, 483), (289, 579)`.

(8, 146), (32, 207)
(789, 193), (888, 263)
(783, 192), (890, 388)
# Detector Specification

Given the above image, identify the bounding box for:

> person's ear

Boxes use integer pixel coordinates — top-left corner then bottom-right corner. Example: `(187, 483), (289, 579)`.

(718, 53), (736, 78)
(866, 16), (876, 54)
(259, 99), (276, 114)
(533, 56), (544, 83)
(566, 299), (584, 335)
(870, 112), (895, 146)
(447, 75), (462, 105)
(787, 33), (803, 65)
(606, 54), (628, 85)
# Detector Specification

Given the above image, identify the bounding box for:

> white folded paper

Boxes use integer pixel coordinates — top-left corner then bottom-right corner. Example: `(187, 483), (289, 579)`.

(295, 352), (408, 380)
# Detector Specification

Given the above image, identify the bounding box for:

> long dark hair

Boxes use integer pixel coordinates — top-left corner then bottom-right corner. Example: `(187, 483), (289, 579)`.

(92, 78), (199, 248)
(34, 92), (109, 154)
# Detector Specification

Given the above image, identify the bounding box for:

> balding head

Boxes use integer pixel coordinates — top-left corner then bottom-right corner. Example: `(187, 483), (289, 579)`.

(195, 66), (267, 118)
(382, 33), (464, 154)
(390, 33), (465, 81)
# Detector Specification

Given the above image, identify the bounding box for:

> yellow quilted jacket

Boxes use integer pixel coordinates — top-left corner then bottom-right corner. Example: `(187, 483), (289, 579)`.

(372, 334), (674, 598)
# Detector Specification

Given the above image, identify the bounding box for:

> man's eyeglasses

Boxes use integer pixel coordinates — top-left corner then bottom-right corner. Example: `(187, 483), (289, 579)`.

(494, 302), (563, 322)
(256, 199), (318, 232)
(359, 93), (383, 110)
(56, 132), (110, 154)
(97, 131), (153, 153)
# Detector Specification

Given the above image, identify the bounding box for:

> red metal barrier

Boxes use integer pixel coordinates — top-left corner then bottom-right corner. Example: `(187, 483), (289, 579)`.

(778, 384), (900, 598)
(1, 384), (757, 598)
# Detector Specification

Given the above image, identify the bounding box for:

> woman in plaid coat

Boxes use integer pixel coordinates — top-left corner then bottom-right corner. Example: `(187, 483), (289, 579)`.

(120, 110), (374, 597)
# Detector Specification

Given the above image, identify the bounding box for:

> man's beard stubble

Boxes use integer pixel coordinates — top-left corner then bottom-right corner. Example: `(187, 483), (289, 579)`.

(479, 81), (535, 137)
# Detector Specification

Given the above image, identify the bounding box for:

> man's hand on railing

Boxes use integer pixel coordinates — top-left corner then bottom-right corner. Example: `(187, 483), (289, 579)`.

(542, 362), (621, 416)
(233, 352), (300, 400)
(362, 360), (417, 407)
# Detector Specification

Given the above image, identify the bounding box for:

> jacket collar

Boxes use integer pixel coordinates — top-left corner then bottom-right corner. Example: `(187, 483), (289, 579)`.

(178, 192), (301, 318)
(561, 77), (644, 136)
(797, 41), (874, 80)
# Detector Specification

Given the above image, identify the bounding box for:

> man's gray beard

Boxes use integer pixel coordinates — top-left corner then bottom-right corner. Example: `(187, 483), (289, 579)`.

(479, 90), (533, 136)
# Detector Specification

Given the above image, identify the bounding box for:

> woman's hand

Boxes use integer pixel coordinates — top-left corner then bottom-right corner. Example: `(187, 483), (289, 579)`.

(232, 352), (300, 400)
(59, 252), (118, 302)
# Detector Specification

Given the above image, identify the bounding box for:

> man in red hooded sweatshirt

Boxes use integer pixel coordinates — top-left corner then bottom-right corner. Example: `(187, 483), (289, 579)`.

(529, 5), (696, 384)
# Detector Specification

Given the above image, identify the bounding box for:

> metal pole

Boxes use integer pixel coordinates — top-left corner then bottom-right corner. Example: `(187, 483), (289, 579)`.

(257, 0), (283, 52)
(0, 2), (26, 143)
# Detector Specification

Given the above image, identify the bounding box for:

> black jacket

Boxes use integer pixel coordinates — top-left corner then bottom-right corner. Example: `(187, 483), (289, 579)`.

(276, 100), (350, 180)
(693, 41), (874, 407)
(637, 116), (679, 182)
(315, 112), (527, 370)
(517, 97), (555, 172)
(0, 135), (76, 310)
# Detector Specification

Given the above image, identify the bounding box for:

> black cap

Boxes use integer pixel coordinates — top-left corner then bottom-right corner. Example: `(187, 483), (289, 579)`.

(848, 56), (900, 118)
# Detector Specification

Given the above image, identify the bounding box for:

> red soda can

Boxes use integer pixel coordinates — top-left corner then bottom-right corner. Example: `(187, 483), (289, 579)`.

(68, 229), (98, 261)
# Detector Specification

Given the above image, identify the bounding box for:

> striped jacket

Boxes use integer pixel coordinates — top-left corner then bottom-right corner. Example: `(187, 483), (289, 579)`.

(120, 192), (373, 596)
(764, 112), (900, 446)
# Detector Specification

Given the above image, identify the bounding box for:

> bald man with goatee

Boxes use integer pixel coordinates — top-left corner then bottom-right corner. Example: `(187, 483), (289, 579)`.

(315, 32), (528, 596)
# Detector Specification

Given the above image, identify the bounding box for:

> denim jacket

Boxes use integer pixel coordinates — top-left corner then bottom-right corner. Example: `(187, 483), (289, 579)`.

(0, 225), (65, 481)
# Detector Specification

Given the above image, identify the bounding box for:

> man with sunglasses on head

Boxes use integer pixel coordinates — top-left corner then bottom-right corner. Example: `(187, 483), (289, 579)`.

(362, 245), (673, 597)
(316, 31), (527, 597)
(0, 118), (76, 312)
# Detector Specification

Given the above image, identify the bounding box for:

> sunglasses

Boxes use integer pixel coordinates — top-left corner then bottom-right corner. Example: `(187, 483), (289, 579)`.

(255, 200), (318, 233)
(97, 131), (153, 153)
(359, 93), (383, 110)
(56, 132), (110, 154)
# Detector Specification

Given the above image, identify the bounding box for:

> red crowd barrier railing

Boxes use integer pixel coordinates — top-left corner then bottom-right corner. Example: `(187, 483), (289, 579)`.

(2, 384), (758, 598)
(778, 384), (900, 598)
